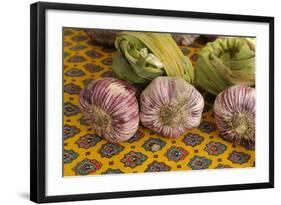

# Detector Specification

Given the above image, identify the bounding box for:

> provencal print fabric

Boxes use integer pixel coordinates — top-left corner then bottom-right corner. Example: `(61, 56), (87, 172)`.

(63, 28), (255, 176)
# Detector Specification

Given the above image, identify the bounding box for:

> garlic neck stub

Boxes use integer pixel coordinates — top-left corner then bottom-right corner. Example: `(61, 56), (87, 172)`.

(89, 105), (112, 133)
(79, 77), (140, 142)
(229, 112), (255, 138)
(159, 103), (187, 127)
(214, 85), (255, 147)
(140, 76), (204, 138)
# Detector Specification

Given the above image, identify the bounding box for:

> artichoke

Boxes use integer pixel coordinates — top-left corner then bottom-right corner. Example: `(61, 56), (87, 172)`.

(195, 37), (255, 95)
(112, 32), (194, 84)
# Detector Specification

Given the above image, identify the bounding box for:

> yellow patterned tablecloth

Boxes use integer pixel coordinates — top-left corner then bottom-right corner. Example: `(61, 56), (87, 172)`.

(63, 28), (255, 176)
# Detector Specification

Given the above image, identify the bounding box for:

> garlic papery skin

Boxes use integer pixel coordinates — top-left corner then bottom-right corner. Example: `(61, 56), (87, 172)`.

(140, 76), (204, 138)
(214, 85), (255, 147)
(79, 77), (139, 143)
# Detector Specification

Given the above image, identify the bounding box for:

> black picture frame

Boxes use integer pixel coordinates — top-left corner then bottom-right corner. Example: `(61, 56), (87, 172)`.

(30, 1), (274, 203)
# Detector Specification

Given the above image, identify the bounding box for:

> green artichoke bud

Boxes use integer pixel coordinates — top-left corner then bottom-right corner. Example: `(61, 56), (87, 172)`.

(195, 37), (255, 95)
(112, 32), (194, 84)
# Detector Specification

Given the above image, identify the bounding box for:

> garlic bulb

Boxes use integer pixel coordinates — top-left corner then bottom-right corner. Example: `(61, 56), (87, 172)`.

(172, 34), (199, 46)
(140, 76), (204, 138)
(214, 85), (255, 147)
(79, 77), (139, 142)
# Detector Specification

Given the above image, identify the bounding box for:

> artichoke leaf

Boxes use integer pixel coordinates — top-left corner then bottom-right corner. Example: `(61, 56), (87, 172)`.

(113, 32), (194, 84)
(112, 54), (149, 84)
(195, 37), (255, 95)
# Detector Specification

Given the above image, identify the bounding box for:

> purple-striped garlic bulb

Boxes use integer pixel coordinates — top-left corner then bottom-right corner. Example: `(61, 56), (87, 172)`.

(214, 85), (255, 147)
(79, 77), (139, 142)
(140, 76), (204, 138)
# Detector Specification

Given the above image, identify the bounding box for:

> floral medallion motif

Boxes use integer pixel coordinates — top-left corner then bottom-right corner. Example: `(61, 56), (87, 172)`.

(127, 130), (144, 143)
(121, 151), (147, 168)
(101, 57), (113, 65)
(145, 161), (171, 172)
(85, 50), (103, 59)
(102, 168), (123, 175)
(198, 121), (217, 134)
(70, 45), (87, 51)
(67, 55), (86, 63)
(98, 143), (124, 158)
(64, 102), (80, 116)
(165, 146), (189, 162)
(76, 134), (102, 149)
(188, 156), (212, 170)
(228, 151), (250, 164)
(142, 138), (166, 152)
(73, 158), (102, 175)
(182, 133), (204, 147)
(84, 63), (103, 73)
(65, 68), (85, 77)
(64, 83), (81, 95)
(64, 150), (78, 164)
(63, 124), (80, 140)
(204, 141), (226, 156)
